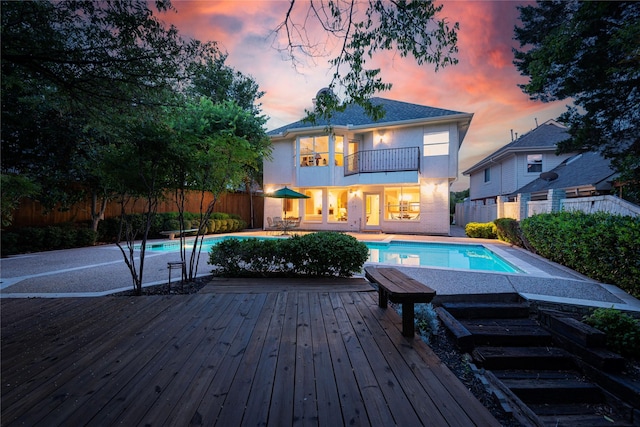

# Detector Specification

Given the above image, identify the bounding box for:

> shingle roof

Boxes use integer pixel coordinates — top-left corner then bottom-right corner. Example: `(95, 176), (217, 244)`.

(463, 120), (570, 175)
(512, 151), (617, 195)
(268, 97), (468, 136)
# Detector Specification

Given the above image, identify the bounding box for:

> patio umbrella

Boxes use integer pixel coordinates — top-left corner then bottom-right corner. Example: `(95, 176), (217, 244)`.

(265, 186), (309, 219)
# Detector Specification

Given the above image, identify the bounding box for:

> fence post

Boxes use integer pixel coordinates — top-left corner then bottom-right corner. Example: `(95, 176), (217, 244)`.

(517, 193), (530, 221)
(549, 189), (566, 213)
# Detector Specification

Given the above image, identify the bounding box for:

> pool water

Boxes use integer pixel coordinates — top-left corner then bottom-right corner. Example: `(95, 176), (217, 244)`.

(142, 237), (521, 274)
(366, 241), (520, 273)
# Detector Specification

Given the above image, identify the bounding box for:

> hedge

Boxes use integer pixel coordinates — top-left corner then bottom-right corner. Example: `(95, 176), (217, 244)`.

(1, 224), (97, 256)
(521, 212), (640, 296)
(2, 212), (246, 256)
(464, 222), (497, 239)
(208, 232), (369, 278)
(97, 212), (246, 242)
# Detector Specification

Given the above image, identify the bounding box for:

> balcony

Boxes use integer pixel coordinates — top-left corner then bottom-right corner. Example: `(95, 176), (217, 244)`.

(344, 147), (420, 176)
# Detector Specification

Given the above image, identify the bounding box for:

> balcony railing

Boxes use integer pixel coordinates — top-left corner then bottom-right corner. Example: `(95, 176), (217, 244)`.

(344, 147), (420, 176)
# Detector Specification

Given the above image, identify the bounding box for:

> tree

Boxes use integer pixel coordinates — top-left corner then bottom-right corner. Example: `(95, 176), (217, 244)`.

(169, 98), (270, 281)
(101, 114), (177, 295)
(0, 175), (40, 228)
(0, 0), (215, 225)
(514, 1), (640, 202)
(272, 0), (459, 122)
(187, 53), (269, 228)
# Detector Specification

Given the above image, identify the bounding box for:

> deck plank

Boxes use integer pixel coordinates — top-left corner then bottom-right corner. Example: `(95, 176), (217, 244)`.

(2, 296), (184, 425)
(318, 291), (370, 425)
(239, 292), (287, 427)
(214, 292), (278, 426)
(293, 291), (319, 426)
(1, 282), (501, 427)
(308, 292), (343, 426)
(336, 292), (424, 426)
(354, 292), (501, 426)
(44, 295), (222, 426)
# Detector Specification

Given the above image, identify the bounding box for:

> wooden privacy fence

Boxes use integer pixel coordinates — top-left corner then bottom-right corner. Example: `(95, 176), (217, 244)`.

(11, 191), (264, 229)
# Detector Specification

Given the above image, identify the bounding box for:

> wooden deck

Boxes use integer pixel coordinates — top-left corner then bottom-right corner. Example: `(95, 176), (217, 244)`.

(1, 279), (500, 426)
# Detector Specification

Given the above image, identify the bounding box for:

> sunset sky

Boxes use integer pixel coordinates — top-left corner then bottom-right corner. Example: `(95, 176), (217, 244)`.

(162, 0), (568, 190)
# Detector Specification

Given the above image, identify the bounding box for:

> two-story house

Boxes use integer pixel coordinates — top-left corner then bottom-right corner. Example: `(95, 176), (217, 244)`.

(462, 119), (572, 203)
(264, 93), (473, 235)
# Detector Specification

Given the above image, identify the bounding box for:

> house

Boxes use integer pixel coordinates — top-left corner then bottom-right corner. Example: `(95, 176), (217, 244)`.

(263, 93), (473, 235)
(455, 125), (638, 224)
(462, 119), (573, 203)
(512, 151), (618, 200)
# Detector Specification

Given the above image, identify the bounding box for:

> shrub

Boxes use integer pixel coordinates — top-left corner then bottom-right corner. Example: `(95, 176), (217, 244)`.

(208, 232), (369, 278)
(583, 308), (640, 358)
(163, 219), (181, 231)
(1, 232), (18, 256)
(208, 238), (285, 276)
(415, 303), (440, 342)
(97, 217), (121, 242)
(75, 228), (97, 247)
(283, 232), (369, 277)
(1, 224), (96, 255)
(465, 222), (497, 239)
(521, 212), (640, 296)
(494, 218), (523, 246)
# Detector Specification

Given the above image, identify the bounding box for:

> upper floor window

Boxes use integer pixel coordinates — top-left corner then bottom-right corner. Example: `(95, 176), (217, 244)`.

(423, 130), (449, 156)
(334, 135), (344, 166)
(484, 167), (491, 183)
(527, 154), (542, 173)
(299, 136), (329, 167)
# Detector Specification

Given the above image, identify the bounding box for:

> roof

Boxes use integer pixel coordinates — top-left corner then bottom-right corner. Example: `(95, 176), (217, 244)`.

(463, 120), (570, 175)
(511, 151), (618, 195)
(268, 97), (470, 136)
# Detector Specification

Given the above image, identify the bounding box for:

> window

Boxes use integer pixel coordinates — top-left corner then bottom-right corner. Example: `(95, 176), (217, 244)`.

(484, 167), (491, 183)
(334, 135), (344, 166)
(299, 136), (329, 167)
(527, 154), (542, 173)
(423, 130), (449, 156)
(303, 188), (323, 220)
(384, 187), (420, 220)
(328, 189), (348, 222)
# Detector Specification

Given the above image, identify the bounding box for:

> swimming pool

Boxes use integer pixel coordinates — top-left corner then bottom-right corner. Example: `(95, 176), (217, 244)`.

(141, 236), (521, 274)
(366, 241), (520, 273)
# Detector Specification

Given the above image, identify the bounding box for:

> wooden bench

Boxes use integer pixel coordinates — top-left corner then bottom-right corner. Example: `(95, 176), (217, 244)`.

(364, 266), (436, 337)
(159, 229), (199, 240)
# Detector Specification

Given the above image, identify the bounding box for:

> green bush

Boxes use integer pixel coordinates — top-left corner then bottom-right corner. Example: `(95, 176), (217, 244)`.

(1, 232), (19, 256)
(282, 232), (369, 277)
(494, 218), (523, 246)
(208, 232), (369, 278)
(464, 222), (497, 239)
(583, 308), (640, 358)
(208, 238), (285, 277)
(1, 224), (96, 255)
(75, 228), (97, 247)
(521, 212), (640, 296)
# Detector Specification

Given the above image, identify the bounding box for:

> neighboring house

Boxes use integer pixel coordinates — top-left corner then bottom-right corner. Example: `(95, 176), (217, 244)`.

(455, 146), (638, 225)
(264, 93), (473, 235)
(462, 120), (573, 203)
(512, 151), (617, 200)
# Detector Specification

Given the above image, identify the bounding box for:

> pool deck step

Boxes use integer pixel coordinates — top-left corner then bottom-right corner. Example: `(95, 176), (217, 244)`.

(473, 346), (575, 370)
(460, 318), (553, 347)
(440, 301), (530, 319)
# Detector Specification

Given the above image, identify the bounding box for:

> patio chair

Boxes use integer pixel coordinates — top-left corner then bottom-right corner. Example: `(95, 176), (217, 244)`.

(266, 217), (281, 235)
